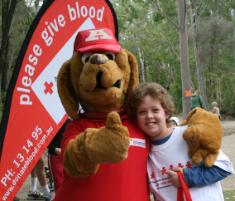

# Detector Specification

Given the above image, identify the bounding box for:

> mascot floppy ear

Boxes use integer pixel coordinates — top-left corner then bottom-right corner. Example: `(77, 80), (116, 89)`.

(57, 55), (79, 120)
(126, 50), (139, 97)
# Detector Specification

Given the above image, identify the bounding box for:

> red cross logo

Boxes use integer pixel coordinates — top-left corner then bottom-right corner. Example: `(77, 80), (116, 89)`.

(161, 167), (167, 175)
(44, 81), (54, 94)
(178, 163), (184, 168)
(169, 164), (174, 170)
(186, 161), (192, 168)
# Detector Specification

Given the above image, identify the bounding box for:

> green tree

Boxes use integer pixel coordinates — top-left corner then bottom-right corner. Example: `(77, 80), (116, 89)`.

(0, 0), (19, 103)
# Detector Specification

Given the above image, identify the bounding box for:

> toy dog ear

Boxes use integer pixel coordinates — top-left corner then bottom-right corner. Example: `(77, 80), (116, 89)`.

(126, 50), (139, 96)
(181, 107), (199, 125)
(57, 59), (79, 120)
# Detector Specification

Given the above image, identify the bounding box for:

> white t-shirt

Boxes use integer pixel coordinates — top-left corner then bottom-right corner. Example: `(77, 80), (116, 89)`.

(147, 126), (234, 201)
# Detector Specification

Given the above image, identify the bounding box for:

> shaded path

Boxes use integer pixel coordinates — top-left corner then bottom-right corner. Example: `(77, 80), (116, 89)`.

(221, 132), (235, 190)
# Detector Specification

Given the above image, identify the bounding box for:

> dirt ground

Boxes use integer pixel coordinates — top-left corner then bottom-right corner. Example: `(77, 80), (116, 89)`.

(15, 120), (235, 200)
(220, 120), (235, 190)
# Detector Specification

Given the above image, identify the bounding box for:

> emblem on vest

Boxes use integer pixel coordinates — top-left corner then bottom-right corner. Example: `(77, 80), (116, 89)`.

(130, 138), (146, 148)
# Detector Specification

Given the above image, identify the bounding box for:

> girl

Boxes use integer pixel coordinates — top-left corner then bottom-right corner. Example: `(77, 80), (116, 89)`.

(128, 82), (234, 201)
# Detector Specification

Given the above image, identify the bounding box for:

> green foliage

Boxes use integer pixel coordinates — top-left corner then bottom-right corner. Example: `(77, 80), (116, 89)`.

(153, 13), (164, 22)
(112, 0), (183, 111)
(9, 2), (33, 64)
(112, 0), (235, 116)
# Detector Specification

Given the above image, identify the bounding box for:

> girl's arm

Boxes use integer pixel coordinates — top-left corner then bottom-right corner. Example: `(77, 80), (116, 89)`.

(183, 164), (231, 187)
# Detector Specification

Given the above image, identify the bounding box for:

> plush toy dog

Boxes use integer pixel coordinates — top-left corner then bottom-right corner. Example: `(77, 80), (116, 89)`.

(182, 107), (222, 167)
(53, 28), (222, 201)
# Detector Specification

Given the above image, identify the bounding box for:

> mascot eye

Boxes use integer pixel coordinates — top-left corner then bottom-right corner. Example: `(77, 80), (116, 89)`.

(105, 52), (115, 60)
(81, 53), (92, 64)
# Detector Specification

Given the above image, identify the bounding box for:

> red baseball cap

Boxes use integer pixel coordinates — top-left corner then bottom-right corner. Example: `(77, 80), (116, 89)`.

(74, 28), (121, 53)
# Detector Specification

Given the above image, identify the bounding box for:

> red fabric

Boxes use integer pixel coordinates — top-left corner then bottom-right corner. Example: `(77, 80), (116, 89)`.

(177, 171), (192, 201)
(74, 28), (121, 53)
(48, 154), (64, 193)
(54, 112), (150, 201)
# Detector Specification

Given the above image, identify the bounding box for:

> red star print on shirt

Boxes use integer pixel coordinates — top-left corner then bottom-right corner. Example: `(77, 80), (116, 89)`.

(161, 167), (167, 175)
(169, 164), (174, 170)
(178, 163), (184, 168)
(186, 161), (192, 168)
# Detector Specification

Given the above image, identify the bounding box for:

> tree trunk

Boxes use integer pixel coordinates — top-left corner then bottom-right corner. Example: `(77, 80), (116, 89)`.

(137, 47), (146, 83)
(189, 1), (208, 109)
(177, 0), (192, 118)
(0, 0), (18, 102)
(1, 43), (9, 92)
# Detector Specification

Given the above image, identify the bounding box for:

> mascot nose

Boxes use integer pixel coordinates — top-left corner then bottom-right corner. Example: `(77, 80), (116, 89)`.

(90, 54), (108, 65)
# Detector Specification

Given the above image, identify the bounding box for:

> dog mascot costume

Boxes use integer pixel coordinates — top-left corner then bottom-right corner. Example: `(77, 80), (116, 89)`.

(53, 28), (222, 201)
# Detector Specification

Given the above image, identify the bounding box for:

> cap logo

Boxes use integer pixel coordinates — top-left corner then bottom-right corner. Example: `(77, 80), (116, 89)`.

(74, 28), (120, 53)
(85, 29), (113, 42)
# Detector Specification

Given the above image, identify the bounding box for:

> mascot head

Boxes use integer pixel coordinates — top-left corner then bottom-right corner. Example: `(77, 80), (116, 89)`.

(57, 28), (139, 120)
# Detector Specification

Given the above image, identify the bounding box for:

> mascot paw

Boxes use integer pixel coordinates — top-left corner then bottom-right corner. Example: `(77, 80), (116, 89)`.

(85, 111), (130, 163)
(63, 112), (130, 177)
(191, 148), (218, 167)
(106, 111), (127, 131)
(191, 150), (204, 165)
(205, 153), (219, 167)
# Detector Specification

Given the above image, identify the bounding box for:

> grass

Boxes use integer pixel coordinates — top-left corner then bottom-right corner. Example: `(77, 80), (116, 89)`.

(224, 190), (235, 200)
(149, 190), (235, 201)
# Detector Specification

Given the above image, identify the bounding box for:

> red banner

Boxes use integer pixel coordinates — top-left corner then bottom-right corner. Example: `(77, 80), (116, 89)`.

(0, 0), (118, 200)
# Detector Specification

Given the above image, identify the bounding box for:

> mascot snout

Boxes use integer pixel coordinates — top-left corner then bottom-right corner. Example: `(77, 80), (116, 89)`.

(89, 53), (109, 65)
(80, 52), (123, 91)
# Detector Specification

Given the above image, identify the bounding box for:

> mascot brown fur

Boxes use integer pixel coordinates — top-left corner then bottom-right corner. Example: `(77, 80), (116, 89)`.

(53, 28), (222, 201)
(57, 43), (139, 176)
(182, 107), (222, 167)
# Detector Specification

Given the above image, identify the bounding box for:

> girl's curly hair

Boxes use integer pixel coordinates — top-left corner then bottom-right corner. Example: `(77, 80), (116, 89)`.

(127, 82), (175, 122)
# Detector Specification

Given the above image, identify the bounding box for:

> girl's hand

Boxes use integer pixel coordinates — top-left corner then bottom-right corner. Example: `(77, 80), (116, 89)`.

(167, 169), (182, 187)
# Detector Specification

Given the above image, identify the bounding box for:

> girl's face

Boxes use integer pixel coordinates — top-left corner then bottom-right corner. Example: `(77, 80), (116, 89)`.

(136, 95), (170, 141)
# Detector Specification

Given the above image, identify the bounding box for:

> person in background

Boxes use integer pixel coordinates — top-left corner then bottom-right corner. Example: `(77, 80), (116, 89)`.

(211, 101), (221, 120)
(28, 157), (51, 201)
(128, 82), (234, 201)
(190, 89), (205, 110)
(47, 120), (70, 194)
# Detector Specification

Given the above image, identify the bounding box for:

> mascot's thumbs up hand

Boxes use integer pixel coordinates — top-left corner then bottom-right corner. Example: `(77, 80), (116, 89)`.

(182, 107), (222, 167)
(63, 112), (130, 177)
(85, 111), (130, 163)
